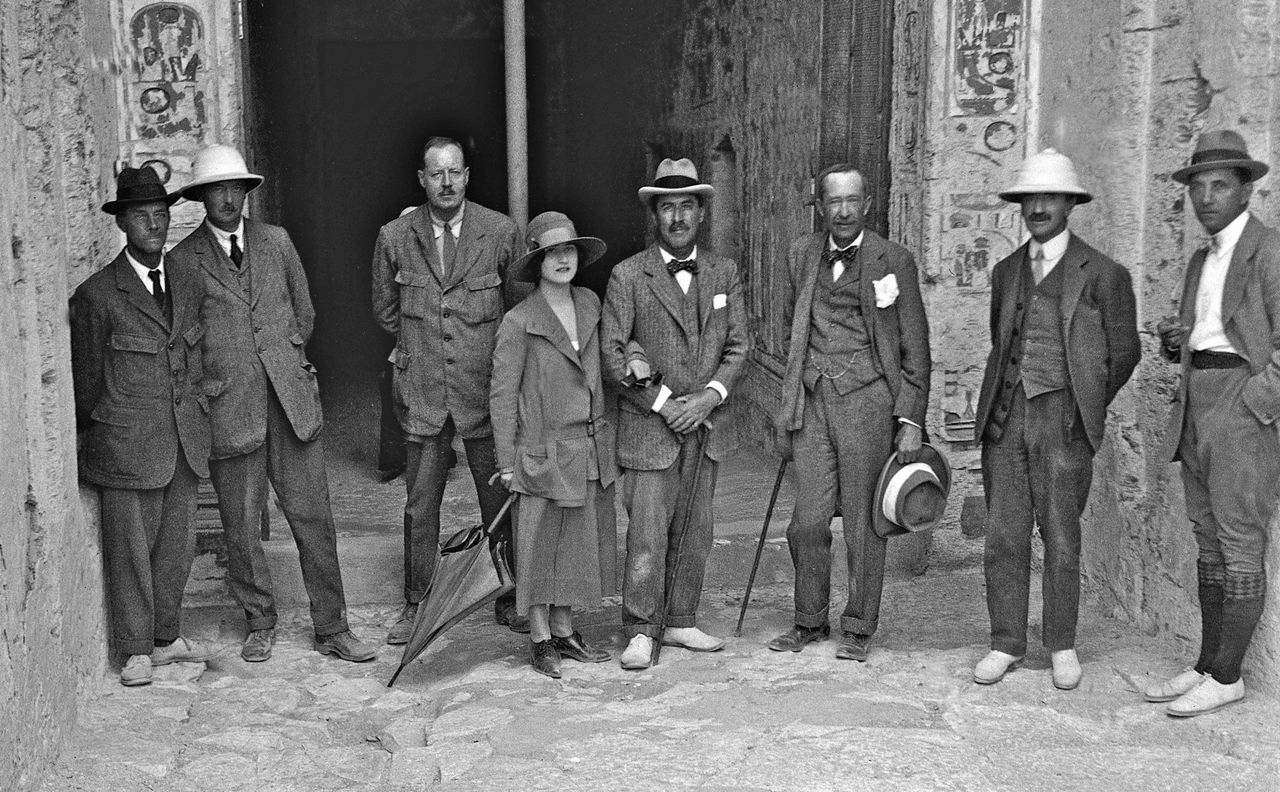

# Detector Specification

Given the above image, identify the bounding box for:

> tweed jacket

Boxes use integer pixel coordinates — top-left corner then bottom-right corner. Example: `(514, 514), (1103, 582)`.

(1160, 214), (1280, 461)
(975, 233), (1140, 453)
(70, 250), (211, 488)
(490, 287), (618, 506)
(169, 219), (323, 459)
(778, 230), (931, 432)
(601, 244), (750, 470)
(371, 202), (524, 439)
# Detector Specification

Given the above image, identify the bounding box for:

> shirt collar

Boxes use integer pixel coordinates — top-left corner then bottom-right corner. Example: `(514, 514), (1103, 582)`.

(125, 248), (165, 276)
(431, 203), (465, 238)
(827, 231), (865, 252)
(1029, 228), (1070, 262)
(1211, 210), (1250, 254)
(659, 244), (698, 264)
(205, 218), (245, 246)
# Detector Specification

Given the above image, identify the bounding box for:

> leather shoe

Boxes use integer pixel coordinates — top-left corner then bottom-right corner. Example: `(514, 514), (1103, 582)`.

(835, 631), (871, 662)
(495, 601), (531, 634)
(120, 654), (152, 687)
(530, 639), (562, 678)
(1144, 667), (1205, 703)
(150, 637), (212, 666)
(620, 634), (654, 670)
(767, 624), (830, 652)
(974, 650), (1022, 684)
(1167, 676), (1244, 717)
(1051, 649), (1082, 690)
(386, 602), (417, 645)
(661, 626), (725, 652)
(315, 630), (377, 663)
(551, 631), (611, 663)
(241, 628), (275, 663)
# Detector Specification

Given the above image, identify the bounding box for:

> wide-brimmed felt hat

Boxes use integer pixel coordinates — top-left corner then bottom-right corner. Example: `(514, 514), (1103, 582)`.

(101, 166), (181, 214)
(1172, 129), (1269, 185)
(637, 158), (715, 204)
(512, 211), (607, 281)
(180, 144), (264, 199)
(999, 148), (1093, 204)
(872, 443), (952, 539)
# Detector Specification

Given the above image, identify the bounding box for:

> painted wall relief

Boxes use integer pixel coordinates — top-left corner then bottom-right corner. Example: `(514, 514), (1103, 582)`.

(127, 3), (207, 143)
(949, 0), (1024, 116)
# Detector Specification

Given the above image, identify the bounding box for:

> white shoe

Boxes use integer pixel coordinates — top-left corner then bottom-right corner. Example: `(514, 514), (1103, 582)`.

(1051, 649), (1082, 690)
(1167, 677), (1245, 717)
(974, 650), (1022, 685)
(121, 654), (152, 687)
(151, 636), (212, 666)
(620, 634), (654, 670)
(661, 626), (725, 652)
(1144, 668), (1204, 703)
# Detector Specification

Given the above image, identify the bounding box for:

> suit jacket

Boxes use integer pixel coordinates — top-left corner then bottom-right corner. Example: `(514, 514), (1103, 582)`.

(169, 219), (323, 459)
(1161, 214), (1280, 461)
(490, 287), (618, 506)
(371, 202), (524, 439)
(70, 250), (211, 488)
(601, 244), (751, 469)
(975, 233), (1140, 453)
(778, 230), (931, 432)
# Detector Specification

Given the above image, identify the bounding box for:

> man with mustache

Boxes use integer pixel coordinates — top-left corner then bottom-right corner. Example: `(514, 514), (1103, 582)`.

(372, 136), (528, 643)
(973, 149), (1138, 690)
(770, 163), (931, 662)
(602, 158), (750, 669)
(171, 144), (375, 664)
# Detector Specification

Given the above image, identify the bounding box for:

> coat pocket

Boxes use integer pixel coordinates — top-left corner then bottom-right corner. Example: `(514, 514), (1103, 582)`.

(108, 332), (164, 397)
(460, 272), (502, 325)
(289, 332), (318, 378)
(395, 269), (431, 319)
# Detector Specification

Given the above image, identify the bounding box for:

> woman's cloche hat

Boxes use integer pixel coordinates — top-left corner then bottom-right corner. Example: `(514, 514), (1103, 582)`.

(513, 211), (607, 281)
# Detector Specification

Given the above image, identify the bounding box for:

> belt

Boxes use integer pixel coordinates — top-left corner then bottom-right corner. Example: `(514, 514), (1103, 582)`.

(1190, 350), (1248, 370)
(551, 419), (604, 440)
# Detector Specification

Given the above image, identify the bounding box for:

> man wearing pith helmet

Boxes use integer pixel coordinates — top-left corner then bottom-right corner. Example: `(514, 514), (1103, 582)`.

(972, 148), (1139, 691)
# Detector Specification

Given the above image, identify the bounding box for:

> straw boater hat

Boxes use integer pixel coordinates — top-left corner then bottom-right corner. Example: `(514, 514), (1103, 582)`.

(180, 144), (264, 200)
(872, 443), (952, 539)
(1172, 129), (1270, 185)
(637, 158), (715, 205)
(512, 211), (607, 281)
(998, 148), (1093, 204)
(100, 166), (181, 214)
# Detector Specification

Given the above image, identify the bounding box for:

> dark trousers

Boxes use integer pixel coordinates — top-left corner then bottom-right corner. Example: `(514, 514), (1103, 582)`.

(100, 455), (199, 656)
(981, 386), (1093, 656)
(403, 417), (512, 608)
(621, 437), (719, 638)
(377, 360), (406, 472)
(786, 377), (893, 635)
(209, 391), (349, 636)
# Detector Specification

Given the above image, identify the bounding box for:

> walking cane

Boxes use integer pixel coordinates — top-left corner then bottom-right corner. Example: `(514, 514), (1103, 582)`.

(734, 458), (788, 636)
(651, 422), (712, 667)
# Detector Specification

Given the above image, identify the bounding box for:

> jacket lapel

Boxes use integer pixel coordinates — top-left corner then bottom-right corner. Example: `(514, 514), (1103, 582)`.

(526, 290), (585, 370)
(644, 246), (691, 335)
(1180, 248), (1207, 329)
(193, 223), (251, 305)
(446, 202), (487, 291)
(1221, 215), (1262, 328)
(858, 233), (885, 348)
(697, 256), (717, 331)
(1059, 233), (1088, 326)
(113, 252), (169, 330)
(408, 207), (446, 287)
(245, 219), (272, 310)
(574, 288), (599, 358)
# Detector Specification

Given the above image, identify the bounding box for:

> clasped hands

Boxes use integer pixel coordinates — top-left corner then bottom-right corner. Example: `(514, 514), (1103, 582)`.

(626, 359), (715, 435)
(1156, 316), (1188, 356)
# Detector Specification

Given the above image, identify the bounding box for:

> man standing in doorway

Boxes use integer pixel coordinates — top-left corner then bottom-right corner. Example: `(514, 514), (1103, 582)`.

(769, 163), (931, 662)
(602, 158), (750, 670)
(1149, 130), (1280, 716)
(972, 149), (1139, 690)
(171, 144), (375, 664)
(371, 136), (527, 644)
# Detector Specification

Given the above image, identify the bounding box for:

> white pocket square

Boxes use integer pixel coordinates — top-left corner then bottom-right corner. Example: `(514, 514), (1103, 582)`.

(872, 274), (899, 308)
(713, 293), (727, 309)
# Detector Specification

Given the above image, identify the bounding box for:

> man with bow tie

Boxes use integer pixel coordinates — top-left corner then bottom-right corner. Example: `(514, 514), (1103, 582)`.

(770, 163), (932, 662)
(972, 149), (1138, 690)
(602, 157), (750, 669)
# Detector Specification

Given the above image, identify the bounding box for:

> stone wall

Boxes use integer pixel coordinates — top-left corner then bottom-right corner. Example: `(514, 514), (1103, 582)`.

(0, 1), (118, 790)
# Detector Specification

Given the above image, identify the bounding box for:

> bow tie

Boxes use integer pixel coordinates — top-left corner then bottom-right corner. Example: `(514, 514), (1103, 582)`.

(824, 246), (858, 267)
(666, 258), (698, 276)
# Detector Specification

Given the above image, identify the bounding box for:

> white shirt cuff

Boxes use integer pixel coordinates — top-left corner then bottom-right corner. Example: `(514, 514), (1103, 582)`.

(897, 417), (920, 428)
(651, 384), (673, 413)
(706, 381), (728, 404)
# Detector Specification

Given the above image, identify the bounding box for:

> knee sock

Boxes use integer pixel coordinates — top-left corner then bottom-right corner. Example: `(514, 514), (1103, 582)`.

(1193, 560), (1225, 675)
(1210, 572), (1266, 685)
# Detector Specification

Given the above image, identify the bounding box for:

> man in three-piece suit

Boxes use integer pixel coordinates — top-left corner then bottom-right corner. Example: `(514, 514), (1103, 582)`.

(170, 145), (374, 664)
(371, 136), (529, 644)
(973, 149), (1139, 691)
(71, 167), (212, 686)
(769, 163), (931, 662)
(1149, 131), (1280, 717)
(602, 157), (750, 670)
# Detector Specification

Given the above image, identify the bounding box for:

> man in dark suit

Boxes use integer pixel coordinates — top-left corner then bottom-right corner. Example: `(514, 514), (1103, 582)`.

(973, 149), (1139, 690)
(71, 167), (212, 686)
(602, 158), (751, 670)
(769, 163), (931, 662)
(1150, 131), (1280, 717)
(170, 144), (374, 664)
(371, 136), (528, 644)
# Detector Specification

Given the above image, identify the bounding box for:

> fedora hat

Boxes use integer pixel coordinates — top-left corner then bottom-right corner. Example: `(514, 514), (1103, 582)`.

(180, 144), (264, 199)
(637, 158), (715, 204)
(872, 443), (952, 539)
(999, 148), (1093, 204)
(512, 211), (607, 281)
(1172, 129), (1269, 185)
(101, 166), (180, 214)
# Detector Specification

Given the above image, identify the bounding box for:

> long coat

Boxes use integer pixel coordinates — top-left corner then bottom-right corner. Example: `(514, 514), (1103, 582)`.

(371, 202), (524, 439)
(169, 219), (323, 459)
(975, 233), (1140, 453)
(777, 230), (931, 432)
(1160, 214), (1280, 461)
(490, 287), (618, 506)
(70, 251), (211, 488)
(601, 244), (751, 470)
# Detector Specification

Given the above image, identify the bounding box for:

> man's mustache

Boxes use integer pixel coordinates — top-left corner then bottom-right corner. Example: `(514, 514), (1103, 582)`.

(1027, 212), (1051, 222)
(667, 221), (688, 232)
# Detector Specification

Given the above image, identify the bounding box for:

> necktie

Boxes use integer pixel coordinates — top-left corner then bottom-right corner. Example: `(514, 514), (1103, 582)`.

(666, 258), (697, 276)
(1031, 246), (1047, 285)
(148, 268), (165, 308)
(230, 233), (244, 270)
(442, 225), (457, 277)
